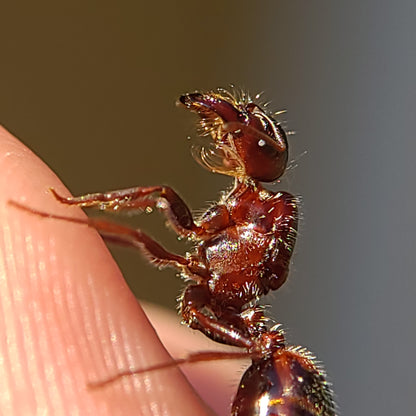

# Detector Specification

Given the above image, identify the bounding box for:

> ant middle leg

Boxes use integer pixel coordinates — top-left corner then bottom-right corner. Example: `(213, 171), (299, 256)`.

(9, 201), (208, 277)
(181, 285), (256, 350)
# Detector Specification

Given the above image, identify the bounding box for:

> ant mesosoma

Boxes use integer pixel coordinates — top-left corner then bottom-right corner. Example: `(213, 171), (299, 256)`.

(11, 88), (336, 415)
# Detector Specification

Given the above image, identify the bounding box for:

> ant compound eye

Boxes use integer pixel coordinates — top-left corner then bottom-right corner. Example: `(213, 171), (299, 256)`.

(255, 138), (278, 160)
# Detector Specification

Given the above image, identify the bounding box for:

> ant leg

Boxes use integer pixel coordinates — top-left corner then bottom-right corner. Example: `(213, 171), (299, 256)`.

(9, 201), (208, 277)
(88, 350), (249, 388)
(181, 285), (254, 350)
(50, 186), (206, 238)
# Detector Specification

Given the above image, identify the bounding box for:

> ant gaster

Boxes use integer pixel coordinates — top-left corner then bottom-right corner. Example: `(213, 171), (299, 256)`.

(11, 88), (336, 415)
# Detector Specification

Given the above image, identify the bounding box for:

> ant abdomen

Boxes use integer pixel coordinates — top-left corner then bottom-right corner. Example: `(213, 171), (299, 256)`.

(232, 348), (335, 416)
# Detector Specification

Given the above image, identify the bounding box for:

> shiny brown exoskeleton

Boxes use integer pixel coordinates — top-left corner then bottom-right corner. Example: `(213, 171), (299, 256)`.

(11, 88), (336, 415)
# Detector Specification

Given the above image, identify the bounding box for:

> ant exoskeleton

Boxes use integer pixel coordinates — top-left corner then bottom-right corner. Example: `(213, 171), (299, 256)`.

(11, 88), (336, 415)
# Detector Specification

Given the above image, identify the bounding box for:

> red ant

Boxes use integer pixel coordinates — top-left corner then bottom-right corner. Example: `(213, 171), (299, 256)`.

(11, 88), (336, 415)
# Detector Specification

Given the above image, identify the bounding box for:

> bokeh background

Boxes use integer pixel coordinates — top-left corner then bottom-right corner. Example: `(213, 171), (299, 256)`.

(1, 2), (415, 415)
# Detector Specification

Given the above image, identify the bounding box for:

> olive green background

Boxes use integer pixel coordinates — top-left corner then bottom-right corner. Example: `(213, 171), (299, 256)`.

(1, 2), (415, 415)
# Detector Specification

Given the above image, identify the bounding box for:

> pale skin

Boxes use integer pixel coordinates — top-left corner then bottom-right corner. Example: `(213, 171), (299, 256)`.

(0, 126), (243, 416)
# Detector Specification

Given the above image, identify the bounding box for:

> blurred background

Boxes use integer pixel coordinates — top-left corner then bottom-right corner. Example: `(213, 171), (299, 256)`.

(1, 1), (415, 415)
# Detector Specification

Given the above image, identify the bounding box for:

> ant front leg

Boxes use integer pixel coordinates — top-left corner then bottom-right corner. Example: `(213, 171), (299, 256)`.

(50, 186), (206, 239)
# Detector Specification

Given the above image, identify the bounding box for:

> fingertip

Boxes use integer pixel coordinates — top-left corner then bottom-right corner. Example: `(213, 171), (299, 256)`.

(0, 128), (210, 415)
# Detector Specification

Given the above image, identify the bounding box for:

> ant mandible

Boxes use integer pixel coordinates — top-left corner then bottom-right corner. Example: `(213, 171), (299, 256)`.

(11, 88), (336, 415)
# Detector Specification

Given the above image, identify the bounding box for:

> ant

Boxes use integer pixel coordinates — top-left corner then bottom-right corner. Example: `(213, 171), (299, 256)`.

(11, 88), (336, 415)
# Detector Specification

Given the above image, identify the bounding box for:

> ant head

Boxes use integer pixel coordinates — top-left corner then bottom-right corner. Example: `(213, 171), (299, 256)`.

(178, 89), (288, 182)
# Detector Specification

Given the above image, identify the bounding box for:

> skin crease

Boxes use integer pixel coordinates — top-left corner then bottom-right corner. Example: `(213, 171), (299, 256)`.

(0, 126), (243, 416)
